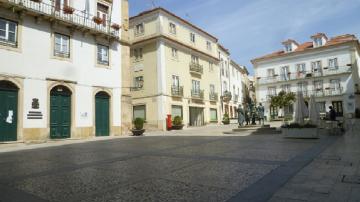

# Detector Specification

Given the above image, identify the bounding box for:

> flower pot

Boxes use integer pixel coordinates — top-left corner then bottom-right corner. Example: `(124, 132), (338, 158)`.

(131, 129), (145, 136)
(63, 6), (75, 14)
(222, 121), (230, 125)
(93, 17), (103, 25)
(172, 124), (184, 130)
(111, 23), (121, 30)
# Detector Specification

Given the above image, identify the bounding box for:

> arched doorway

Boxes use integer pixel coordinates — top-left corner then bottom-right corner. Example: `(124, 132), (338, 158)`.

(50, 85), (71, 139)
(95, 91), (110, 136)
(0, 80), (19, 142)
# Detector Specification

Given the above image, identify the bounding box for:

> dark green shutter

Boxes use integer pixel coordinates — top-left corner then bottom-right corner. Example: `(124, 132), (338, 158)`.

(0, 89), (18, 142)
(95, 94), (110, 136)
(50, 87), (71, 139)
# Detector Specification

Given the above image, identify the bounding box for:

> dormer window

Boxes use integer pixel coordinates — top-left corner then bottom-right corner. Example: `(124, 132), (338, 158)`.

(285, 44), (292, 52)
(282, 39), (298, 53)
(314, 37), (322, 47)
(311, 33), (327, 47)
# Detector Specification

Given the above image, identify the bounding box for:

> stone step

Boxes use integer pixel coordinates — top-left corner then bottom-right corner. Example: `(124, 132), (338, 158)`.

(232, 127), (277, 132)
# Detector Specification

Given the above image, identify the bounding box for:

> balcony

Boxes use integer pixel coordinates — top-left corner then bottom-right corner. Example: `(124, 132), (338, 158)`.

(309, 87), (344, 97)
(191, 89), (204, 100)
(171, 86), (183, 97)
(209, 92), (218, 101)
(1, 0), (120, 39)
(189, 63), (203, 75)
(258, 65), (352, 85)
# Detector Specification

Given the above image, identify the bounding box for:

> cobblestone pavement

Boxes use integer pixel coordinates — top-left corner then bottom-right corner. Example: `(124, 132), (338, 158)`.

(0, 124), (347, 202)
(269, 127), (360, 202)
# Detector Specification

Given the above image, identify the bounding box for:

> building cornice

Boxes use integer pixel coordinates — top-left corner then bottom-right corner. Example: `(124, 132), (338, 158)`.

(132, 34), (220, 62)
(130, 7), (218, 42)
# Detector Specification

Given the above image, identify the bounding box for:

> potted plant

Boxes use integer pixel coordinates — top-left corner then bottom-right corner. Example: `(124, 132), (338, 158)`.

(222, 113), (230, 125)
(172, 116), (184, 130)
(222, 91), (232, 102)
(356, 108), (360, 119)
(281, 123), (319, 139)
(63, 5), (75, 14)
(93, 16), (103, 25)
(131, 118), (145, 136)
(111, 23), (121, 30)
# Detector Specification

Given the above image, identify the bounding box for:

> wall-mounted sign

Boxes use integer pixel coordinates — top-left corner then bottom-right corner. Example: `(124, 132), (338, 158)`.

(31, 98), (40, 109)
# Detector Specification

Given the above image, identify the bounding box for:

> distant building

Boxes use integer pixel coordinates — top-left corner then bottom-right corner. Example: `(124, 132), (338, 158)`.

(252, 33), (360, 120)
(129, 8), (221, 130)
(0, 0), (130, 142)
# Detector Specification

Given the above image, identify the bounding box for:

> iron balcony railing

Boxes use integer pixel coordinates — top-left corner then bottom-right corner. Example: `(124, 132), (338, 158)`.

(171, 85), (183, 97)
(266, 88), (343, 100)
(189, 63), (203, 74)
(191, 89), (204, 99)
(1, 0), (120, 38)
(258, 65), (352, 85)
(209, 92), (218, 101)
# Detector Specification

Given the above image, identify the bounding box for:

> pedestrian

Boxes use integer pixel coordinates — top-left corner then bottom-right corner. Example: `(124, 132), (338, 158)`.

(329, 106), (336, 121)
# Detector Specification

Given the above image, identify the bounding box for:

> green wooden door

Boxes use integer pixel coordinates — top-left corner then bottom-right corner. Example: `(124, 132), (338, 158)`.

(50, 86), (71, 139)
(95, 93), (110, 136)
(0, 88), (18, 142)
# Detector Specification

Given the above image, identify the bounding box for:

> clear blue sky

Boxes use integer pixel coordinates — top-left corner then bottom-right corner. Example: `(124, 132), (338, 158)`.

(129, 0), (360, 75)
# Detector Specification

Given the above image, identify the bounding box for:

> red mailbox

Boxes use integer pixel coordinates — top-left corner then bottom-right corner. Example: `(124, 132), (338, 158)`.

(167, 114), (172, 130)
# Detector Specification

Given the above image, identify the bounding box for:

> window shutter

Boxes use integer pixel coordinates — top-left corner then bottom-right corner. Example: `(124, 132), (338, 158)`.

(55, 0), (61, 11)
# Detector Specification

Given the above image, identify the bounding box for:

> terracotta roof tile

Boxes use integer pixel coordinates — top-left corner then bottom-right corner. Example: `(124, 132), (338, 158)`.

(252, 34), (358, 63)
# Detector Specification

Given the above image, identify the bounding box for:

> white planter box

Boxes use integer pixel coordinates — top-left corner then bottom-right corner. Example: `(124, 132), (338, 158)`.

(282, 128), (319, 139)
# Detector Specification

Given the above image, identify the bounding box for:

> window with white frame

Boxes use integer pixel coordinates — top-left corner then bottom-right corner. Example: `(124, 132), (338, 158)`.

(0, 18), (17, 46)
(268, 87), (277, 96)
(190, 32), (196, 43)
(285, 44), (292, 52)
(296, 63), (306, 73)
(54, 33), (70, 57)
(97, 44), (109, 65)
(171, 48), (178, 59)
(169, 22), (176, 34)
(210, 108), (217, 121)
(314, 80), (323, 91)
(328, 58), (338, 70)
(134, 76), (144, 89)
(135, 23), (144, 35)
(134, 48), (143, 61)
(97, 3), (109, 26)
(314, 37), (322, 47)
(210, 84), (215, 94)
(267, 69), (275, 77)
(191, 55), (199, 64)
(206, 41), (212, 51)
(209, 62), (214, 72)
(223, 81), (227, 91)
(316, 102), (326, 112)
(330, 79), (341, 92)
(311, 61), (322, 74)
(297, 82), (308, 95)
(225, 61), (229, 78)
(192, 80), (200, 93)
(280, 66), (290, 80)
(281, 84), (291, 93)
(172, 75), (179, 88)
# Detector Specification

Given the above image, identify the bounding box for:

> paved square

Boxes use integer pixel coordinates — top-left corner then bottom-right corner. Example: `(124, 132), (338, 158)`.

(0, 128), (335, 202)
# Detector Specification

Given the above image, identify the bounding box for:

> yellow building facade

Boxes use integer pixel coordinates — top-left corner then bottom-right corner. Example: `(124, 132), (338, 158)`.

(129, 8), (221, 130)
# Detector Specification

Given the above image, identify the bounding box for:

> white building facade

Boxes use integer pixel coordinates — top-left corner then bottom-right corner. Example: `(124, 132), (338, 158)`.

(0, 0), (130, 142)
(252, 33), (360, 120)
(218, 45), (248, 119)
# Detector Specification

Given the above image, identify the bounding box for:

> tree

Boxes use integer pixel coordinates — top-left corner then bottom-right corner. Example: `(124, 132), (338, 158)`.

(270, 91), (296, 119)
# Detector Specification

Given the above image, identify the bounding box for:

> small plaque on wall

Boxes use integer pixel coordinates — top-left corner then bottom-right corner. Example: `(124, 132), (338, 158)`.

(27, 111), (43, 120)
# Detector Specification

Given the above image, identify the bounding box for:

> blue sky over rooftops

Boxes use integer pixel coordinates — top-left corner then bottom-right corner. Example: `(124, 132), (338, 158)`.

(130, 0), (360, 75)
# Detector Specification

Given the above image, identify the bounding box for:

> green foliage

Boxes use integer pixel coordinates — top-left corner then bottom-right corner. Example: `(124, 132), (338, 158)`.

(172, 116), (183, 126)
(270, 91), (296, 109)
(281, 123), (317, 128)
(133, 118), (144, 130)
(222, 113), (230, 124)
